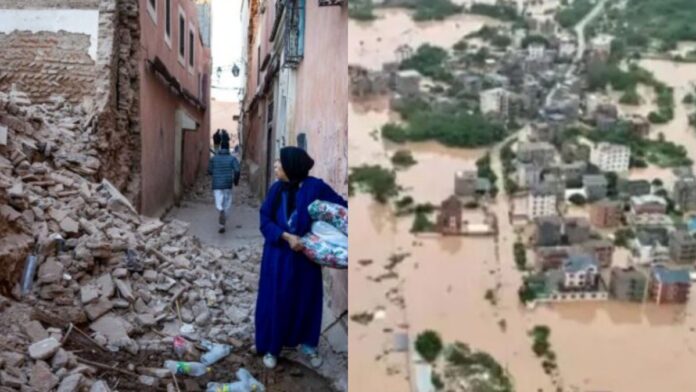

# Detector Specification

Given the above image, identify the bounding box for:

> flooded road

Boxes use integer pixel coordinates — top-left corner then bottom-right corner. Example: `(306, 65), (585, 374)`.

(349, 9), (696, 392)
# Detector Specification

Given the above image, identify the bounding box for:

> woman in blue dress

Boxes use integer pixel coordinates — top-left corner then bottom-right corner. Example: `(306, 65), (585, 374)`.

(255, 146), (347, 369)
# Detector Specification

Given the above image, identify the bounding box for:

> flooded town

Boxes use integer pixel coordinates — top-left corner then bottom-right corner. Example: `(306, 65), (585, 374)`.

(348, 0), (696, 391)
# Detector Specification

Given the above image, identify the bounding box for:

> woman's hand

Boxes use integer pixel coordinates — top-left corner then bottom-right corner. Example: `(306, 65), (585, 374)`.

(282, 232), (304, 251)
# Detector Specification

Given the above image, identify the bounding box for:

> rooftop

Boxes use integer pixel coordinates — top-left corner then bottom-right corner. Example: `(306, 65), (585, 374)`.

(563, 253), (598, 273)
(630, 195), (667, 206)
(652, 265), (690, 285)
(583, 174), (608, 186)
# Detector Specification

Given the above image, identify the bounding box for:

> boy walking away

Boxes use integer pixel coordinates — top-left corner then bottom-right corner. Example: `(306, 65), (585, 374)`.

(208, 139), (241, 233)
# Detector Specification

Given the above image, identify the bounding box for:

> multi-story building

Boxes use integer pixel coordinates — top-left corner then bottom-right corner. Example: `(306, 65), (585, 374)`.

(630, 195), (668, 215)
(517, 163), (543, 189)
(241, 0), (348, 352)
(528, 182), (558, 218)
(669, 230), (696, 264)
(590, 142), (630, 173)
(580, 239), (614, 268)
(536, 246), (570, 271)
(610, 267), (648, 302)
(527, 43), (546, 60)
(558, 36), (576, 59)
(455, 170), (478, 197)
(562, 254), (600, 290)
(626, 114), (650, 138)
(436, 195), (463, 235)
(673, 174), (696, 212)
(565, 217), (591, 245)
(583, 174), (608, 202)
(394, 69), (422, 98)
(558, 161), (587, 184)
(589, 199), (623, 228)
(617, 178), (651, 199)
(649, 265), (691, 304)
(632, 228), (671, 265)
(480, 87), (510, 117)
(535, 216), (563, 246)
(517, 141), (556, 166)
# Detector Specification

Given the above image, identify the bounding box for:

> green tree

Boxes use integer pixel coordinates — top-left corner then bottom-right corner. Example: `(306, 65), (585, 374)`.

(349, 165), (399, 203)
(415, 330), (443, 362)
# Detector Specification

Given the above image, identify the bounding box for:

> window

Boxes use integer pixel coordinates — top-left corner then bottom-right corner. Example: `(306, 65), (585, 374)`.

(178, 8), (186, 65)
(147, 0), (157, 23)
(189, 27), (195, 69)
(164, 0), (171, 47)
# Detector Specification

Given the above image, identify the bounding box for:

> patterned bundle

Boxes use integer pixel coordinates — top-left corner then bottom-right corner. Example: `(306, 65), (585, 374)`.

(301, 200), (348, 269)
(307, 199), (348, 235)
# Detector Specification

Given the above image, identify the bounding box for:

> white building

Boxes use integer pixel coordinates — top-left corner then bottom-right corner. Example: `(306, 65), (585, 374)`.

(590, 142), (630, 173)
(563, 254), (599, 289)
(528, 183), (558, 218)
(527, 43), (546, 60)
(591, 34), (614, 54)
(631, 230), (671, 265)
(480, 87), (509, 116)
(558, 37), (576, 59)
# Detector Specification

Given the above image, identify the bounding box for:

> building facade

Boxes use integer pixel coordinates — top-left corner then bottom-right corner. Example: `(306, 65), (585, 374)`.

(479, 87), (510, 117)
(590, 142), (630, 173)
(673, 175), (696, 212)
(589, 199), (623, 228)
(669, 230), (696, 265)
(649, 265), (690, 304)
(528, 183), (558, 218)
(610, 267), (648, 302)
(139, 0), (212, 216)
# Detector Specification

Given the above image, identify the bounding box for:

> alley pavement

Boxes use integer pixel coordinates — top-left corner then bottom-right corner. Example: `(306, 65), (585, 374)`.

(168, 174), (264, 250)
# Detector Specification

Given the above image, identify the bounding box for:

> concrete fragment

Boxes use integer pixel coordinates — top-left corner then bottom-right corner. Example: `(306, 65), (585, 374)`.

(2, 352), (24, 367)
(0, 125), (7, 145)
(90, 380), (111, 392)
(138, 220), (164, 235)
(30, 360), (59, 392)
(57, 373), (82, 392)
(0, 370), (25, 388)
(136, 313), (156, 327)
(114, 279), (135, 302)
(23, 320), (49, 342)
(28, 338), (61, 360)
(112, 268), (128, 278)
(97, 273), (115, 298)
(59, 217), (79, 234)
(51, 349), (69, 370)
(80, 284), (100, 304)
(38, 260), (64, 283)
(143, 270), (158, 282)
(138, 375), (158, 387)
(84, 299), (113, 320)
(90, 315), (129, 342)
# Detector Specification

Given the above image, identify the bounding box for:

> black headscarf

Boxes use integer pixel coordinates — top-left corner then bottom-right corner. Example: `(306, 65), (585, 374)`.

(275, 146), (314, 218)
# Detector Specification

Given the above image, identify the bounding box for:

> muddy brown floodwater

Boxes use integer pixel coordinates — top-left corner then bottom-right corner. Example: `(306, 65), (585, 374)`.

(349, 9), (696, 392)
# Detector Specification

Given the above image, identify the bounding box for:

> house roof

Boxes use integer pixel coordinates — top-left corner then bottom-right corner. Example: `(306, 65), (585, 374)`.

(630, 195), (667, 206)
(583, 174), (608, 186)
(652, 265), (690, 284)
(636, 228), (669, 246)
(563, 254), (598, 273)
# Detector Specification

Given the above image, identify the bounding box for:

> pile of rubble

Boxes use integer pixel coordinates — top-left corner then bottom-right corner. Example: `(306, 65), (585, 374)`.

(0, 91), (268, 390)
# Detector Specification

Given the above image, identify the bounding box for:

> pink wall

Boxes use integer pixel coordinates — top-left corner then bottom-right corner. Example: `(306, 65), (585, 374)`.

(138, 0), (211, 216)
(292, 2), (349, 313)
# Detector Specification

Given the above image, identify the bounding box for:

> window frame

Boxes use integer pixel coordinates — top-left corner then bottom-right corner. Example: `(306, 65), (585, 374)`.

(164, 0), (172, 48)
(178, 6), (186, 66)
(147, 0), (157, 24)
(188, 22), (195, 73)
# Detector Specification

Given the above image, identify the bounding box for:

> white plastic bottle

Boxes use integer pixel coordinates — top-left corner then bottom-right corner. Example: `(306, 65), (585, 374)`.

(164, 360), (210, 377)
(200, 340), (232, 366)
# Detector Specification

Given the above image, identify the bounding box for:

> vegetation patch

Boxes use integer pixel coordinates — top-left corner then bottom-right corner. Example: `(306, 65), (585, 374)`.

(476, 154), (500, 197)
(613, 228), (635, 248)
(411, 209), (435, 233)
(415, 330), (443, 362)
(442, 342), (514, 391)
(399, 44), (453, 83)
(513, 242), (526, 270)
(391, 149), (418, 168)
(410, 0), (463, 21)
(348, 0), (376, 21)
(349, 165), (399, 203)
(468, 3), (521, 22)
(529, 325), (558, 374)
(555, 0), (594, 28)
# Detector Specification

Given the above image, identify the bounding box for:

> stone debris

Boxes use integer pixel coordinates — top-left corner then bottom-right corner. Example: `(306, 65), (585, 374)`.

(0, 86), (261, 390)
(28, 338), (61, 360)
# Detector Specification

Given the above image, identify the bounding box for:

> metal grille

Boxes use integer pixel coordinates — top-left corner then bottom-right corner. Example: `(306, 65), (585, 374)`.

(283, 0), (304, 68)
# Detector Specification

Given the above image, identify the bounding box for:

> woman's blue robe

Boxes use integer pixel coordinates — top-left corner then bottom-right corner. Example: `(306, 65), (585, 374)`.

(254, 177), (347, 356)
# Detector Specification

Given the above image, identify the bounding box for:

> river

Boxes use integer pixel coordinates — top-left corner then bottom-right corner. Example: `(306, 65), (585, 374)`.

(348, 8), (696, 392)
